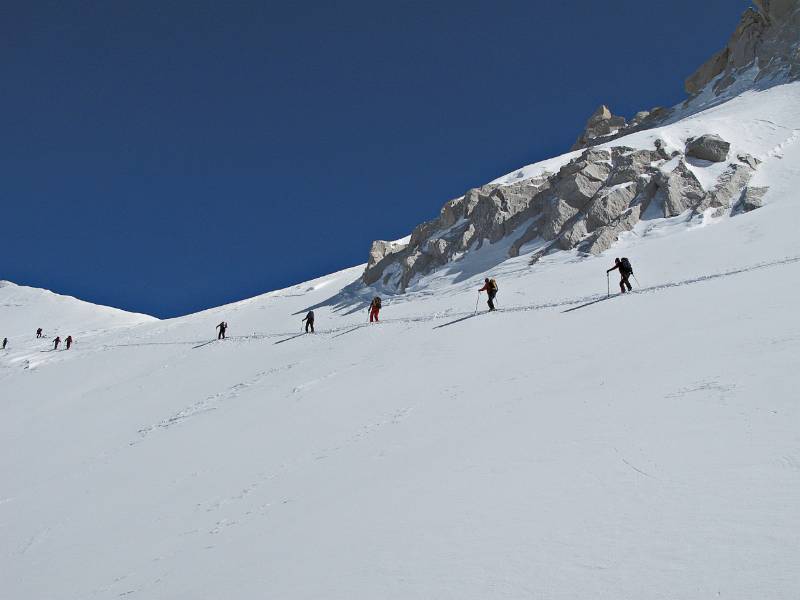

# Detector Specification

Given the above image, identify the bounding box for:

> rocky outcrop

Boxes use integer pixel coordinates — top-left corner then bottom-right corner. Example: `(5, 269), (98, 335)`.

(735, 185), (770, 213)
(572, 2), (799, 153)
(362, 137), (763, 291)
(685, 1), (800, 96)
(686, 134), (731, 162)
(571, 105), (671, 151)
(360, 3), (785, 292)
(571, 106), (627, 151)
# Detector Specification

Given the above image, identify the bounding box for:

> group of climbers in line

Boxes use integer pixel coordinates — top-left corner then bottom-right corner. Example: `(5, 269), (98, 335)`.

(52, 335), (74, 350)
(206, 258), (637, 339)
(0, 329), (75, 352)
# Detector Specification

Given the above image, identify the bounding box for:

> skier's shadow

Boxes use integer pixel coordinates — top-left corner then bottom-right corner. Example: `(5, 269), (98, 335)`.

(192, 339), (218, 349)
(332, 326), (364, 339)
(433, 313), (480, 329)
(274, 333), (307, 345)
(562, 296), (614, 313)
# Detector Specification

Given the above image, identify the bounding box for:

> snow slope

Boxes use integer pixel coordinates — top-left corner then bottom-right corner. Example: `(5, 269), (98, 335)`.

(2, 84), (800, 599)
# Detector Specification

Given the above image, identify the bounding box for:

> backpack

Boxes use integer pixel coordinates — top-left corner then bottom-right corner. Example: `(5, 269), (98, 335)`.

(488, 278), (498, 292)
(620, 258), (633, 274)
(373, 297), (382, 309)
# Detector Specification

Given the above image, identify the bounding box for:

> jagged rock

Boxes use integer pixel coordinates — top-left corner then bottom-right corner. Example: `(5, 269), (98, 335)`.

(541, 197), (580, 240)
(655, 138), (680, 160)
(657, 160), (707, 217)
(686, 134), (731, 162)
(737, 153), (762, 169)
(695, 163), (754, 213)
(581, 206), (642, 255)
(367, 239), (408, 270)
(685, 1), (800, 98)
(586, 184), (638, 230)
(571, 105), (627, 150)
(556, 217), (589, 250)
(737, 186), (770, 212)
(754, 0), (796, 21)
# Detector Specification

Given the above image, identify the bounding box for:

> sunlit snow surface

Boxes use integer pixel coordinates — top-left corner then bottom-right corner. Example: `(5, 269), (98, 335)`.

(2, 83), (800, 599)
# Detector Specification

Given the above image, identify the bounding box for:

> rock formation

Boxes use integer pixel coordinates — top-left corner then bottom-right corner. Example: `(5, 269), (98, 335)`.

(686, 134), (731, 163)
(686, 1), (800, 96)
(360, 2), (796, 291)
(363, 142), (758, 291)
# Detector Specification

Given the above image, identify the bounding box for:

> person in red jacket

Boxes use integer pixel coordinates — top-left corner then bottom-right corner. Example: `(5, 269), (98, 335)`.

(65, 335), (73, 350)
(478, 277), (498, 311)
(369, 297), (381, 323)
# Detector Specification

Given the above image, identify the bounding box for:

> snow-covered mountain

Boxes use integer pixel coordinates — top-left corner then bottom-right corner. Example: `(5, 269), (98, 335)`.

(2, 4), (800, 599)
(362, 2), (800, 293)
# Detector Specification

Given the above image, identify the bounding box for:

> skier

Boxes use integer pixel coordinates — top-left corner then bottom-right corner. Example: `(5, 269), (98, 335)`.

(65, 335), (73, 350)
(607, 257), (634, 293)
(302, 310), (315, 333)
(2, 338), (7, 350)
(54, 336), (61, 350)
(216, 321), (228, 340)
(369, 297), (381, 323)
(478, 277), (499, 311)
(36, 328), (43, 338)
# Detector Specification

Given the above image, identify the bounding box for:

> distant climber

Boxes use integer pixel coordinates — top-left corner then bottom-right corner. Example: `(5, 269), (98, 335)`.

(65, 335), (73, 350)
(369, 297), (381, 323)
(36, 328), (43, 338)
(478, 277), (498, 311)
(302, 311), (315, 333)
(216, 321), (228, 340)
(2, 338), (7, 350)
(607, 257), (634, 293)
(54, 336), (61, 350)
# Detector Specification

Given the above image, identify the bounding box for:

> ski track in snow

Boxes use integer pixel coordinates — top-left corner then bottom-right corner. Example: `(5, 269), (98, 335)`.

(193, 404), (416, 539)
(133, 362), (300, 444)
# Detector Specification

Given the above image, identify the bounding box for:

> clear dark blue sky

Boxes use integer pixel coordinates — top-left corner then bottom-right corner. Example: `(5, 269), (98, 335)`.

(3, 1), (750, 317)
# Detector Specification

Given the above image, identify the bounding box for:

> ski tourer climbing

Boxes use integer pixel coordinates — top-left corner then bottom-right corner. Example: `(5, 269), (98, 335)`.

(302, 311), (315, 333)
(216, 321), (228, 340)
(369, 297), (381, 323)
(54, 336), (61, 350)
(2, 338), (7, 350)
(478, 277), (498, 311)
(607, 257), (633, 293)
(65, 335), (73, 350)
(36, 328), (43, 338)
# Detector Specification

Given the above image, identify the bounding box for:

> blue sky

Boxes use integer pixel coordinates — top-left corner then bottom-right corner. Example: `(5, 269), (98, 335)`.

(2, 1), (750, 317)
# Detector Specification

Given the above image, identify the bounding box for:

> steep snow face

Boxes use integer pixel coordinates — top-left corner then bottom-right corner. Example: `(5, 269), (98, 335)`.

(0, 281), (156, 340)
(2, 106), (800, 597)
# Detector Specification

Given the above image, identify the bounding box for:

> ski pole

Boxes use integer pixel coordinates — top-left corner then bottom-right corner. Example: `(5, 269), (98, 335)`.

(607, 272), (610, 297)
(632, 274), (641, 288)
(474, 292), (480, 314)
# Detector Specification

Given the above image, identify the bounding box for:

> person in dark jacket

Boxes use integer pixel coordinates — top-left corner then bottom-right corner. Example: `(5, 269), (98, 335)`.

(36, 328), (43, 338)
(607, 257), (633, 293)
(478, 277), (498, 311)
(302, 311), (315, 333)
(54, 336), (61, 350)
(216, 321), (228, 340)
(65, 335), (73, 350)
(2, 338), (7, 350)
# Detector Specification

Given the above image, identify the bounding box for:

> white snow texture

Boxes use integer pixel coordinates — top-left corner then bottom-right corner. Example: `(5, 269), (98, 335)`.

(2, 84), (800, 600)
